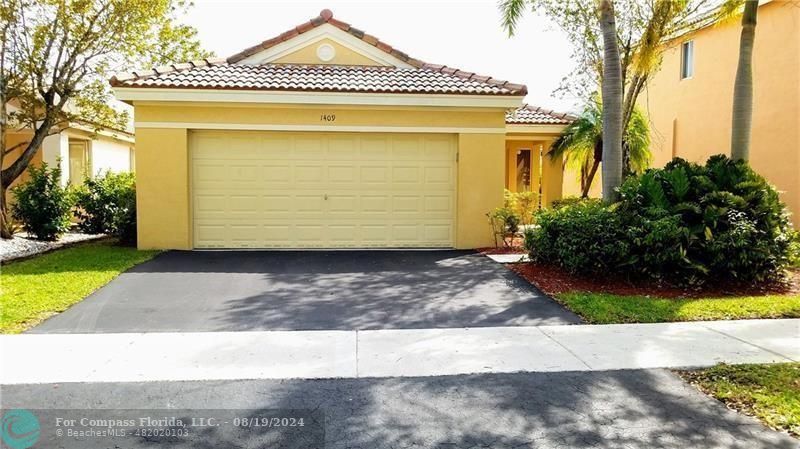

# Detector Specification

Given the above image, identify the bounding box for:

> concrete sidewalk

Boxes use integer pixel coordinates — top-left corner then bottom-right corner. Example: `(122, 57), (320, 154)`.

(2, 319), (797, 384)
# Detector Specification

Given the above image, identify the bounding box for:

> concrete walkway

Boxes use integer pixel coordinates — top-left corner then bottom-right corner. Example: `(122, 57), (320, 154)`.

(2, 319), (797, 385)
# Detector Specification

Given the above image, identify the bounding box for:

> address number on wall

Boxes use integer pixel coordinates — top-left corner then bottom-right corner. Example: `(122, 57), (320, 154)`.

(320, 114), (336, 122)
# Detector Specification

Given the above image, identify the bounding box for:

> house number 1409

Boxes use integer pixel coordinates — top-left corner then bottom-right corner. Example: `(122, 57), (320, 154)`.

(320, 114), (336, 122)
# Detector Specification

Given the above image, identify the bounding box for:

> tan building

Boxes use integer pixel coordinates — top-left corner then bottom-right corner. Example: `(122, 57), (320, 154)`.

(643, 0), (800, 224)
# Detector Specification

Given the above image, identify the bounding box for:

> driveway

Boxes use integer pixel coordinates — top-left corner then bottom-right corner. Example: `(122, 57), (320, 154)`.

(31, 250), (580, 333)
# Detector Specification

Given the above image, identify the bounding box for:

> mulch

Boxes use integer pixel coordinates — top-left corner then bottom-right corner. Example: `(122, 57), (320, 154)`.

(505, 261), (800, 299)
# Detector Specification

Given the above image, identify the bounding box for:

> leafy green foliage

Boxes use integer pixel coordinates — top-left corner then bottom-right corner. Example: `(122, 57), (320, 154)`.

(549, 94), (652, 196)
(11, 162), (74, 241)
(527, 155), (793, 285)
(73, 172), (138, 245)
(525, 200), (629, 274)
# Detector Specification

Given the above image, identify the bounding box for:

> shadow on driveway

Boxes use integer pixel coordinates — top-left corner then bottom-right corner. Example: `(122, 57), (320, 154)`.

(3, 369), (794, 448)
(31, 250), (580, 333)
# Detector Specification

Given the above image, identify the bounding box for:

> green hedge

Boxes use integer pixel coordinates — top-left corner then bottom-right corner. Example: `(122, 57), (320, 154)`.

(525, 155), (793, 286)
(73, 172), (138, 245)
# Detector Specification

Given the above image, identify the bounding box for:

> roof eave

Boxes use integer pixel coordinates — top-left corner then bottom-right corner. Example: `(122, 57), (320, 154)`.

(113, 86), (525, 108)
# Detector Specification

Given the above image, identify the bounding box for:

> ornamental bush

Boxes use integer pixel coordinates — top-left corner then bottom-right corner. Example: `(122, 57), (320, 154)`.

(73, 171), (138, 245)
(524, 200), (629, 274)
(11, 163), (74, 241)
(525, 155), (793, 285)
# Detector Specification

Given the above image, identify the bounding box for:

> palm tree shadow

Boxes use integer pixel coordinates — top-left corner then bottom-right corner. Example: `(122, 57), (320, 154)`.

(166, 369), (795, 449)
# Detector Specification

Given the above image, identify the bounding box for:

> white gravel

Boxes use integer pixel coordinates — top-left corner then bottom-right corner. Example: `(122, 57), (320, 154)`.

(0, 232), (106, 262)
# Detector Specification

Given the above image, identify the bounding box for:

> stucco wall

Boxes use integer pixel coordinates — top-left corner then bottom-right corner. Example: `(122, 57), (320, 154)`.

(134, 102), (508, 249)
(86, 133), (133, 177)
(642, 2), (800, 224)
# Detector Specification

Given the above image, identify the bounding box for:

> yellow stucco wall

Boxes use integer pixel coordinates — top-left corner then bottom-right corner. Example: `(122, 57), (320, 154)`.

(134, 102), (507, 249)
(135, 128), (190, 249)
(457, 133), (506, 248)
(272, 38), (384, 66)
(643, 1), (800, 224)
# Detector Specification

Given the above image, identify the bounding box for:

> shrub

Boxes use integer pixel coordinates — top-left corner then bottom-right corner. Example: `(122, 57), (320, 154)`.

(11, 163), (74, 241)
(527, 155), (793, 285)
(525, 200), (629, 274)
(617, 155), (791, 284)
(73, 172), (137, 245)
(488, 189), (539, 248)
(551, 196), (594, 210)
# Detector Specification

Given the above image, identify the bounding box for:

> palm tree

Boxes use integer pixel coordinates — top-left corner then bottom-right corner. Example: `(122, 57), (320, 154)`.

(549, 97), (651, 198)
(599, 0), (624, 202)
(731, 0), (759, 161)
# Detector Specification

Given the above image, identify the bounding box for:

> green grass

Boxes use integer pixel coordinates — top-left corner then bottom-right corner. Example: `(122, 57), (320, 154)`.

(679, 363), (800, 437)
(556, 291), (800, 324)
(1, 241), (159, 333)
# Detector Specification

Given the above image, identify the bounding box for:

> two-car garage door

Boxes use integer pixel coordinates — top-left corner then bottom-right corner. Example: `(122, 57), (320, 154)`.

(191, 130), (456, 248)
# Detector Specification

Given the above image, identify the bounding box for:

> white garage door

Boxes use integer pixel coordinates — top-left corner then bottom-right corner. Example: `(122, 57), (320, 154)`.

(191, 130), (456, 248)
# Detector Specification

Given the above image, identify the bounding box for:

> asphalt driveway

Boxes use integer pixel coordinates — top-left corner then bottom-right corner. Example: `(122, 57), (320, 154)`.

(31, 250), (580, 333)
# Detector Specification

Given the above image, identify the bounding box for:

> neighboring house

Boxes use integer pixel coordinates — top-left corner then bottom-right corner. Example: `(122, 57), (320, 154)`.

(4, 109), (135, 191)
(643, 0), (800, 224)
(112, 9), (570, 250)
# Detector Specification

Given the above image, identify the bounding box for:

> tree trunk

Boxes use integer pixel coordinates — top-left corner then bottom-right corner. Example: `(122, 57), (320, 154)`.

(0, 68), (10, 239)
(599, 0), (624, 202)
(731, 0), (758, 161)
(582, 159), (601, 198)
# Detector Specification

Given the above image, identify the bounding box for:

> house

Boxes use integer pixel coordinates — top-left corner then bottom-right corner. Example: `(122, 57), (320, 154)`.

(4, 102), (135, 189)
(643, 0), (800, 225)
(112, 9), (571, 250)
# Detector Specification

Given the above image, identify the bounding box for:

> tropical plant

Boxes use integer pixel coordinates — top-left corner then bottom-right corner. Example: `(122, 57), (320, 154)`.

(0, 0), (211, 239)
(549, 96), (652, 198)
(526, 155), (793, 285)
(10, 162), (74, 241)
(731, 0), (759, 160)
(498, 0), (744, 197)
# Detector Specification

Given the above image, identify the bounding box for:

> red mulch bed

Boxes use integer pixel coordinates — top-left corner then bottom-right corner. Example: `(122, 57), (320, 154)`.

(507, 262), (800, 299)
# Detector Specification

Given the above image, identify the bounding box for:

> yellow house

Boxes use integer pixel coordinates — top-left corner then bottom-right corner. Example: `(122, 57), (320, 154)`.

(113, 9), (571, 250)
(643, 0), (800, 225)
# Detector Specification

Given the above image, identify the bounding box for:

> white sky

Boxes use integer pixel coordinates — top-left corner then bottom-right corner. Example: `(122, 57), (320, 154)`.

(181, 0), (581, 112)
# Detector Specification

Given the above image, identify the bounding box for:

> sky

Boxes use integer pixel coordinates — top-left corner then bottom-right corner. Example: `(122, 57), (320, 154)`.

(181, 0), (581, 112)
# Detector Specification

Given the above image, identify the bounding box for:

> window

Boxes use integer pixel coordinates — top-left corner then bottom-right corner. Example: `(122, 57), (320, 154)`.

(681, 40), (694, 79)
(68, 141), (91, 185)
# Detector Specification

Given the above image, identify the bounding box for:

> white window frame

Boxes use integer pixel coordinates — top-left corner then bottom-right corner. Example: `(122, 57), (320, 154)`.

(681, 40), (694, 80)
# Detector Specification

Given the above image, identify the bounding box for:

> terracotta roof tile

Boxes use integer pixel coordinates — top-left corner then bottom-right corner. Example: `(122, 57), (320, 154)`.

(506, 104), (577, 125)
(111, 9), (528, 97)
(112, 64), (526, 96)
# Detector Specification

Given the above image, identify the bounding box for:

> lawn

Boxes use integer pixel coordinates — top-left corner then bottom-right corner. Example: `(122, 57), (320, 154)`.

(678, 363), (800, 437)
(557, 291), (800, 324)
(508, 263), (800, 324)
(1, 241), (159, 333)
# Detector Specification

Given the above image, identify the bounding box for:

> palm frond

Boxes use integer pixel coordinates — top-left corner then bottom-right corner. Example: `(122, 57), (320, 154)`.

(498, 0), (530, 37)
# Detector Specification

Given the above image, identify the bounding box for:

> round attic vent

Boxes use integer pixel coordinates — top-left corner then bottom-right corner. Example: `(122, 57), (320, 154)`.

(316, 43), (336, 62)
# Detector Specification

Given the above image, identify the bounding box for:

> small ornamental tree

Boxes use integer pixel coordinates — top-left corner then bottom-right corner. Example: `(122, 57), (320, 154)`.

(0, 0), (211, 238)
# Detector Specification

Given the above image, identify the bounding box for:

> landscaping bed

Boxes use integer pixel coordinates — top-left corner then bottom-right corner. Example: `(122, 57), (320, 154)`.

(0, 231), (106, 262)
(1, 241), (159, 333)
(677, 363), (799, 438)
(509, 262), (800, 323)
